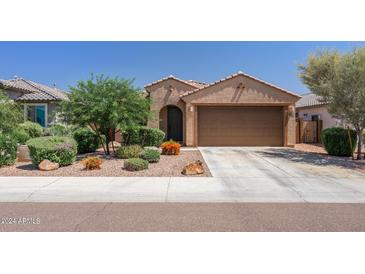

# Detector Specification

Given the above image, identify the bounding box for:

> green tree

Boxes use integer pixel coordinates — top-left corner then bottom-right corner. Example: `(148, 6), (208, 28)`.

(0, 91), (23, 134)
(59, 75), (151, 155)
(299, 48), (365, 159)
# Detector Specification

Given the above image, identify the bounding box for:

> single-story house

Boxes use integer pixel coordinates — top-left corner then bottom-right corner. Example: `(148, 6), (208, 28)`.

(0, 76), (68, 127)
(145, 71), (301, 147)
(295, 93), (343, 129)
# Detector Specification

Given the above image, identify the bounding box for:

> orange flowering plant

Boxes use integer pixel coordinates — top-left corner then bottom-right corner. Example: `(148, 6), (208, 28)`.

(82, 156), (102, 170)
(160, 140), (181, 155)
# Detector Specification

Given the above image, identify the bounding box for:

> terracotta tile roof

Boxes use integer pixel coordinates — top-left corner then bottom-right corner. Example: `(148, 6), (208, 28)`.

(0, 77), (68, 101)
(185, 80), (209, 89)
(144, 75), (207, 90)
(295, 93), (326, 108)
(180, 71), (301, 98)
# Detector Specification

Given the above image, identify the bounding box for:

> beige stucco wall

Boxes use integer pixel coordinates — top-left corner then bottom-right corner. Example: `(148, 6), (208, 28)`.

(146, 79), (196, 144)
(147, 75), (300, 147)
(182, 75), (299, 147)
(182, 75), (298, 105)
(296, 105), (342, 129)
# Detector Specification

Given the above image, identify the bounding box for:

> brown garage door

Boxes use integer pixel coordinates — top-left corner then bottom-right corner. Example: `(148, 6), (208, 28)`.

(198, 106), (283, 146)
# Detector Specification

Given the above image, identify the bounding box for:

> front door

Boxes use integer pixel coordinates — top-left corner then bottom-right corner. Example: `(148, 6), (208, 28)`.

(167, 106), (183, 142)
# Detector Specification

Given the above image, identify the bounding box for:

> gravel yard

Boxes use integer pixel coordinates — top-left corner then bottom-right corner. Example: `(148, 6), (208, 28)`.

(294, 143), (365, 174)
(294, 143), (327, 154)
(0, 150), (212, 177)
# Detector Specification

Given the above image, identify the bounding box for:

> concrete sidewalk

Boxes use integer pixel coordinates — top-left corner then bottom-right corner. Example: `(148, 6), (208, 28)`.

(1, 176), (365, 203)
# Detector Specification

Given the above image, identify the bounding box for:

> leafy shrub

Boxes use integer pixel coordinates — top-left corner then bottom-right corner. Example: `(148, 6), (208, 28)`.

(116, 145), (143, 159)
(44, 124), (74, 137)
(82, 156), (102, 170)
(121, 126), (140, 146)
(321, 127), (357, 156)
(26, 136), (77, 166)
(11, 128), (31, 145)
(122, 126), (165, 147)
(73, 128), (100, 154)
(0, 134), (18, 166)
(140, 148), (160, 163)
(124, 157), (149, 171)
(0, 92), (23, 134)
(18, 121), (44, 138)
(161, 140), (181, 155)
(139, 127), (165, 147)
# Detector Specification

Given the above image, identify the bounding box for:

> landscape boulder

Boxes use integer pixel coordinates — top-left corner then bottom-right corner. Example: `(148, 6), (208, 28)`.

(17, 145), (31, 162)
(38, 159), (59, 171)
(182, 160), (204, 175)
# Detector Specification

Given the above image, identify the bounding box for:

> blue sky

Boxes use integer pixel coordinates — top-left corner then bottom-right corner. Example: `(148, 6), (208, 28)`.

(0, 41), (364, 94)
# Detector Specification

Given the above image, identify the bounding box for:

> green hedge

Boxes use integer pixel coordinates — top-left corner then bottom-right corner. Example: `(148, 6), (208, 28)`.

(18, 121), (44, 138)
(44, 124), (74, 137)
(26, 136), (77, 166)
(122, 126), (165, 147)
(0, 134), (18, 166)
(321, 127), (357, 156)
(11, 128), (31, 145)
(73, 128), (100, 154)
(140, 148), (160, 163)
(116, 145), (143, 159)
(124, 158), (149, 171)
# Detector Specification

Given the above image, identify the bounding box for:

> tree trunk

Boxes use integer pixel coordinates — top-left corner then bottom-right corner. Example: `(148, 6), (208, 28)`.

(105, 129), (110, 155)
(111, 128), (116, 154)
(356, 130), (363, 160)
(89, 123), (107, 155)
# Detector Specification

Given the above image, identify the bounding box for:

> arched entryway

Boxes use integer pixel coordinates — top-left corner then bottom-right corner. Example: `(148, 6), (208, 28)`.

(159, 105), (183, 142)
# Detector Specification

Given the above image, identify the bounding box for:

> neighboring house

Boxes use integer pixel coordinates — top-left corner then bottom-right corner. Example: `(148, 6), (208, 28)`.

(295, 93), (342, 129)
(0, 77), (68, 127)
(145, 71), (301, 147)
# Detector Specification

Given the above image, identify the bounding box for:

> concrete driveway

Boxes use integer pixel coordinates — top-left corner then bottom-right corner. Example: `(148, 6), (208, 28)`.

(1, 147), (365, 203)
(198, 147), (365, 202)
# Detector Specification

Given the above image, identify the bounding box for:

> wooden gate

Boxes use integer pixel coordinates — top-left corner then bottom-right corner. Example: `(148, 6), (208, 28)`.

(296, 119), (323, 143)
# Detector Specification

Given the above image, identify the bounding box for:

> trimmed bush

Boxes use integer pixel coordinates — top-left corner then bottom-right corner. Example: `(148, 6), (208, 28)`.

(139, 127), (165, 147)
(26, 136), (77, 166)
(0, 134), (18, 166)
(116, 145), (143, 159)
(161, 140), (181, 155)
(121, 126), (140, 146)
(73, 128), (100, 154)
(11, 128), (31, 145)
(140, 148), (160, 163)
(44, 124), (73, 137)
(82, 156), (102, 170)
(321, 127), (357, 156)
(18, 121), (44, 138)
(122, 126), (165, 147)
(124, 158), (149, 171)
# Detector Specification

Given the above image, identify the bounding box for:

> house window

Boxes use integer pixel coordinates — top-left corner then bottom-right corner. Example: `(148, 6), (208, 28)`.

(24, 104), (47, 127)
(311, 114), (320, 121)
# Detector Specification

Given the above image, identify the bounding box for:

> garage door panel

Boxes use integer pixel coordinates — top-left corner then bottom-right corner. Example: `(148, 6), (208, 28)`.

(198, 106), (283, 146)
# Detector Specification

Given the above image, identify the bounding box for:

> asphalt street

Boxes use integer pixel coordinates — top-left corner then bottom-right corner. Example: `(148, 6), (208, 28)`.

(1, 202), (365, 232)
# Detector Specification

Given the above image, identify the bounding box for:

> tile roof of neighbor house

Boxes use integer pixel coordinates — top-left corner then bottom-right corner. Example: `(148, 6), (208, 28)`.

(180, 71), (301, 98)
(0, 77), (68, 101)
(295, 93), (326, 108)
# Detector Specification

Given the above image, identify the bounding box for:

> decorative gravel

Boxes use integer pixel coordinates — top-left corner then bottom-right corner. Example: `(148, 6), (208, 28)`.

(294, 143), (365, 175)
(0, 150), (212, 177)
(294, 143), (327, 154)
